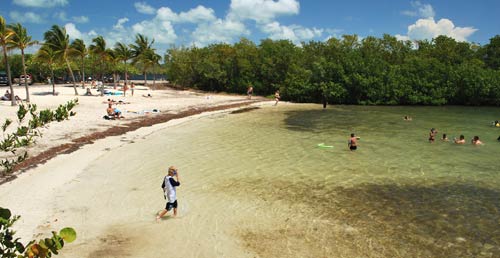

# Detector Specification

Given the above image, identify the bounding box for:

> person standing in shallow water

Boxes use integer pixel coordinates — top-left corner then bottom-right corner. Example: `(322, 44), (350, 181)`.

(348, 133), (358, 151)
(429, 128), (438, 143)
(157, 166), (181, 221)
(274, 90), (280, 106)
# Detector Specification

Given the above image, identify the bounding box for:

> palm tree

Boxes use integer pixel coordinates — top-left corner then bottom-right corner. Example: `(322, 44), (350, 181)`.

(106, 49), (119, 91)
(114, 42), (133, 87)
(131, 34), (154, 86)
(70, 38), (88, 88)
(43, 25), (78, 95)
(0, 16), (16, 106)
(89, 36), (107, 81)
(143, 49), (162, 89)
(35, 44), (57, 95)
(8, 23), (38, 103)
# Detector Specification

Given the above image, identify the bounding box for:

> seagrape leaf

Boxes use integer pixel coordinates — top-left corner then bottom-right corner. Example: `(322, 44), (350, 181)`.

(59, 227), (77, 243)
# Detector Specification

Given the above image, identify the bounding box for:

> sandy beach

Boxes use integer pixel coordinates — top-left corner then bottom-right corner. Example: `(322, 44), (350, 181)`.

(0, 83), (272, 257)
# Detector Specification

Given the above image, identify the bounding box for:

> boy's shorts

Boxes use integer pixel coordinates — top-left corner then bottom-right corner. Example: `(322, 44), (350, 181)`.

(165, 200), (178, 211)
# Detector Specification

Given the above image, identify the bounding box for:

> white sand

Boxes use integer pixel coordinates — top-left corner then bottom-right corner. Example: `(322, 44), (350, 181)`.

(0, 83), (271, 257)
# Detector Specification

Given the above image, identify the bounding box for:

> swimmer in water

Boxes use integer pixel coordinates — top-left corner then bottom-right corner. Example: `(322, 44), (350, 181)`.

(348, 133), (358, 151)
(429, 128), (438, 143)
(442, 133), (449, 142)
(471, 136), (483, 145)
(454, 135), (466, 144)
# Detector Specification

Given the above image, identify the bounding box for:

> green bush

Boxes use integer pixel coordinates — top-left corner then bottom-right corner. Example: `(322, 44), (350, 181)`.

(0, 207), (76, 258)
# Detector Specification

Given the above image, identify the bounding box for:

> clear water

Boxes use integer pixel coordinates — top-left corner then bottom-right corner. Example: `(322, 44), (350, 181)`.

(92, 104), (500, 257)
(166, 104), (500, 257)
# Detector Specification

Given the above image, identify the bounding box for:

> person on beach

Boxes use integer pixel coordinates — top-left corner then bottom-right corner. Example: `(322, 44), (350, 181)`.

(157, 166), (181, 221)
(471, 136), (483, 145)
(106, 103), (122, 119)
(123, 83), (128, 97)
(130, 82), (135, 96)
(429, 128), (437, 143)
(454, 135), (466, 144)
(247, 85), (253, 99)
(84, 88), (93, 96)
(348, 133), (358, 151)
(442, 133), (449, 142)
(274, 90), (280, 106)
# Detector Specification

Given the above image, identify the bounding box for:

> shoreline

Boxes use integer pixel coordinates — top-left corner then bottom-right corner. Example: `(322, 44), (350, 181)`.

(1, 84), (267, 184)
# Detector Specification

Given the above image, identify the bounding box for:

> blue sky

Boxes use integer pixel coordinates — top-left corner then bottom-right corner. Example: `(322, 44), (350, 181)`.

(1, 0), (499, 54)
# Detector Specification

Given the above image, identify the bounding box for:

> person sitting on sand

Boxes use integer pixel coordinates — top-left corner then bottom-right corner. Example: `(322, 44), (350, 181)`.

(84, 88), (93, 96)
(106, 103), (122, 119)
(454, 135), (466, 144)
(1, 90), (21, 102)
(471, 136), (483, 145)
(1, 90), (10, 101)
(157, 166), (181, 221)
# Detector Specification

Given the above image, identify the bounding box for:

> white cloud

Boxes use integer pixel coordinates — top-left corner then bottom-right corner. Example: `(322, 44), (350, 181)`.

(10, 11), (44, 24)
(260, 21), (323, 44)
(402, 1), (435, 18)
(13, 0), (68, 8)
(73, 16), (89, 24)
(134, 2), (156, 15)
(157, 6), (216, 23)
(113, 18), (129, 30)
(228, 0), (300, 23)
(54, 11), (68, 21)
(397, 17), (477, 42)
(132, 20), (177, 45)
(191, 19), (249, 46)
(65, 23), (84, 40)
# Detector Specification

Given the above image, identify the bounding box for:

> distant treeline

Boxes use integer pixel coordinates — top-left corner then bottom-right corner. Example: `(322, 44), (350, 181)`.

(165, 34), (500, 105)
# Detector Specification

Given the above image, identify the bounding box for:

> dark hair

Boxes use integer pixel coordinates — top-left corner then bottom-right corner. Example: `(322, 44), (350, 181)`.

(473, 136), (479, 141)
(442, 133), (447, 138)
(351, 133), (355, 137)
(460, 135), (465, 140)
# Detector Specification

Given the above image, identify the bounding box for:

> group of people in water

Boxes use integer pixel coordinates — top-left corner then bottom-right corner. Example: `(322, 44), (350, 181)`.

(429, 128), (484, 145)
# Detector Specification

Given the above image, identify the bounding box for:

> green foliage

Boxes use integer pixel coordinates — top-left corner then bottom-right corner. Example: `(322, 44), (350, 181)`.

(1, 99), (78, 175)
(166, 34), (500, 106)
(0, 207), (76, 258)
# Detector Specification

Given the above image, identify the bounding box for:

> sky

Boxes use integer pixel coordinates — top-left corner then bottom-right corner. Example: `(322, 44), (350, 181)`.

(1, 0), (499, 54)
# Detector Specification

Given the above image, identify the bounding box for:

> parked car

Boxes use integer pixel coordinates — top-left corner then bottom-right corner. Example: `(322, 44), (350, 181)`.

(0, 71), (8, 85)
(15, 74), (33, 85)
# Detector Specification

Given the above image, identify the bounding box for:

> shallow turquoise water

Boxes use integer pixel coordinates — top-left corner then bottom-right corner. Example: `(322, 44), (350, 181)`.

(144, 104), (500, 257)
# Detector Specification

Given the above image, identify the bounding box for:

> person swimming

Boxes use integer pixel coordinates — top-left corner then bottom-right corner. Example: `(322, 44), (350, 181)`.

(471, 136), (483, 145)
(454, 135), (466, 144)
(442, 133), (449, 141)
(429, 128), (437, 143)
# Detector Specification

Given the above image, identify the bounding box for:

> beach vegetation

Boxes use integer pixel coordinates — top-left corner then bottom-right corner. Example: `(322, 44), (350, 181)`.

(8, 23), (39, 103)
(1, 99), (78, 175)
(0, 15), (16, 106)
(70, 39), (88, 88)
(43, 25), (78, 95)
(164, 34), (500, 106)
(0, 207), (76, 258)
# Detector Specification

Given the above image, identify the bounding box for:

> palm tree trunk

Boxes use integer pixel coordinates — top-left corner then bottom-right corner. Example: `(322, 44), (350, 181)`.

(51, 67), (55, 96)
(65, 58), (78, 95)
(153, 64), (156, 89)
(2, 45), (16, 106)
(81, 57), (85, 88)
(21, 49), (30, 103)
(124, 60), (128, 87)
(143, 71), (147, 87)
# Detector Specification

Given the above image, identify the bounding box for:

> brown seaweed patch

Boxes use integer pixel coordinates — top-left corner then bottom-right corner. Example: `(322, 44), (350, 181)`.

(219, 178), (500, 258)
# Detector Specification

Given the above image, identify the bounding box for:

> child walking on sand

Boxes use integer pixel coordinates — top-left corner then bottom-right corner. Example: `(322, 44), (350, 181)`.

(157, 166), (181, 221)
